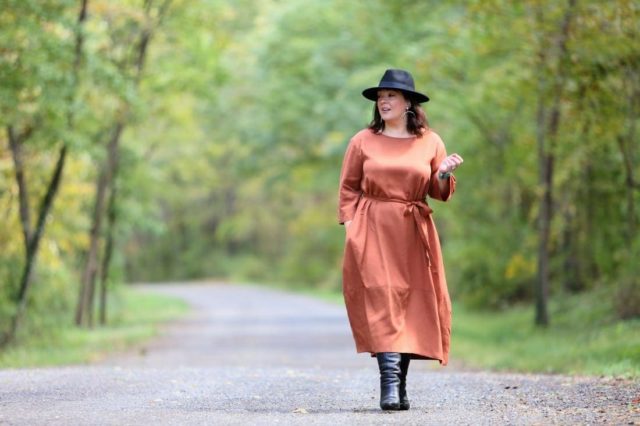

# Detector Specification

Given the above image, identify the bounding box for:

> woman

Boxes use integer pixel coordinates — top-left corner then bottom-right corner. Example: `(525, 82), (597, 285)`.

(338, 69), (463, 411)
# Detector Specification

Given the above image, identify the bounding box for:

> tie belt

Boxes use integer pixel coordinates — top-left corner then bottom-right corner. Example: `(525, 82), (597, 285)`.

(361, 193), (435, 268)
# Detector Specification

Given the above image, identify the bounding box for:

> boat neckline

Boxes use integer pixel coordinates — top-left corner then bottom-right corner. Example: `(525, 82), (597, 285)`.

(377, 132), (418, 140)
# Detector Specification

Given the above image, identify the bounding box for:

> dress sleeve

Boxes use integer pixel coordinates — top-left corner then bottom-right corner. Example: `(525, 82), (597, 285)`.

(337, 136), (363, 224)
(427, 133), (456, 201)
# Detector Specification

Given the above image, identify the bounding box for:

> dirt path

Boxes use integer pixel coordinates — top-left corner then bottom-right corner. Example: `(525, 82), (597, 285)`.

(1, 282), (638, 425)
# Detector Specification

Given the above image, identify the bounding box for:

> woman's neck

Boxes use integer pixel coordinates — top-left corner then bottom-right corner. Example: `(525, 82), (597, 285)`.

(382, 120), (411, 137)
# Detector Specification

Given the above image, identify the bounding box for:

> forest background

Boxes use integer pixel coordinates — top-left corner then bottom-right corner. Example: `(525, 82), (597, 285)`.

(0, 0), (638, 375)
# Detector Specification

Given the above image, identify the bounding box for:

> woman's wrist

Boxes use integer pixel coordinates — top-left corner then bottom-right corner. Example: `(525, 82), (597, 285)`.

(438, 171), (451, 180)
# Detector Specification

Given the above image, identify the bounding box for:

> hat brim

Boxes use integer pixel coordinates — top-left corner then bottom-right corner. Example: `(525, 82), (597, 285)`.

(362, 85), (430, 103)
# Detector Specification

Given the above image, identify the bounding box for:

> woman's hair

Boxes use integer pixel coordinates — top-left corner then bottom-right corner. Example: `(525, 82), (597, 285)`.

(368, 93), (429, 136)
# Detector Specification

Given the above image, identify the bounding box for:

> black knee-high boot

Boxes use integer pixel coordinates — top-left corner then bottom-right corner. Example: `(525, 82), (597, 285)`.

(399, 353), (411, 410)
(376, 352), (401, 410)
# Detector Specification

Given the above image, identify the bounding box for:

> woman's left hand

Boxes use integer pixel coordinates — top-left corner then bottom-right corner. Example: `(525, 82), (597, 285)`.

(439, 153), (464, 174)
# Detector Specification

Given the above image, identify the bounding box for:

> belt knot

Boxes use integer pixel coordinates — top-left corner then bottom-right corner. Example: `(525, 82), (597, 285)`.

(404, 200), (432, 217)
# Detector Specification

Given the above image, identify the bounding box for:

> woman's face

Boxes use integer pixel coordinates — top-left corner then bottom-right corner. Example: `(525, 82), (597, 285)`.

(377, 89), (409, 123)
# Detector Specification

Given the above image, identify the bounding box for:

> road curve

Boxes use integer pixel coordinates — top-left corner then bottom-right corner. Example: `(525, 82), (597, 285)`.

(1, 282), (638, 425)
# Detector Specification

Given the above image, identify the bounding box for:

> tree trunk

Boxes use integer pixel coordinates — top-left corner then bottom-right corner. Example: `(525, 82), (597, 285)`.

(76, 122), (123, 327)
(535, 102), (552, 326)
(7, 126), (33, 248)
(99, 178), (118, 325)
(616, 66), (639, 246)
(534, 0), (576, 327)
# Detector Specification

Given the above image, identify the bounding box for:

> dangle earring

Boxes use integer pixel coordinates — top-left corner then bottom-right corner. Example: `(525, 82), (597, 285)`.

(402, 106), (415, 119)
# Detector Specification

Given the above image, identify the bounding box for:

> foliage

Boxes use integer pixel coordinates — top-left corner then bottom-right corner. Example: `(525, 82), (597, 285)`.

(0, 0), (638, 349)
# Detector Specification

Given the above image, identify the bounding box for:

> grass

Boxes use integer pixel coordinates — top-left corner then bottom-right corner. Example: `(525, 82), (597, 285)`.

(450, 296), (640, 379)
(0, 286), (189, 368)
(290, 284), (640, 379)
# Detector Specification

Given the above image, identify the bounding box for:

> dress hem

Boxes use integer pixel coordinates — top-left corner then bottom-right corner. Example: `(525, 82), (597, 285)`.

(357, 349), (446, 365)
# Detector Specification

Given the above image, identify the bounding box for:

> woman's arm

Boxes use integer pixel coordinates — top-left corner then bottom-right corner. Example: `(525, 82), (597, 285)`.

(427, 133), (462, 201)
(338, 137), (364, 225)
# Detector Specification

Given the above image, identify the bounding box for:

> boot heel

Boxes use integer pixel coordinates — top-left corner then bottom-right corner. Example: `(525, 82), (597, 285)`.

(399, 353), (411, 410)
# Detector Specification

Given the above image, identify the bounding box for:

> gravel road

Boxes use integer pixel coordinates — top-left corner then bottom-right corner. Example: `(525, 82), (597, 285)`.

(1, 282), (638, 425)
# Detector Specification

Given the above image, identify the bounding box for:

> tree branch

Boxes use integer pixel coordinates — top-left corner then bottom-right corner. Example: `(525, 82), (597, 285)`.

(7, 125), (33, 251)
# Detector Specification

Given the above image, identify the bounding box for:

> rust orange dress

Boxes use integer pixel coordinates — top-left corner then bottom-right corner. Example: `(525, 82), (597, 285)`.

(338, 128), (455, 365)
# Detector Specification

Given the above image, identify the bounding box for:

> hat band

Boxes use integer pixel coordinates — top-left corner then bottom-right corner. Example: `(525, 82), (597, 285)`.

(374, 81), (416, 92)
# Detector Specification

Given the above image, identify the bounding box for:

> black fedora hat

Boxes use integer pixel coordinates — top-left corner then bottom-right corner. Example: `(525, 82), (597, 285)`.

(362, 69), (430, 103)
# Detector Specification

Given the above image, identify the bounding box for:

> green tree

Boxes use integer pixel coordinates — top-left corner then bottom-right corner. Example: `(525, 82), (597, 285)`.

(0, 0), (89, 346)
